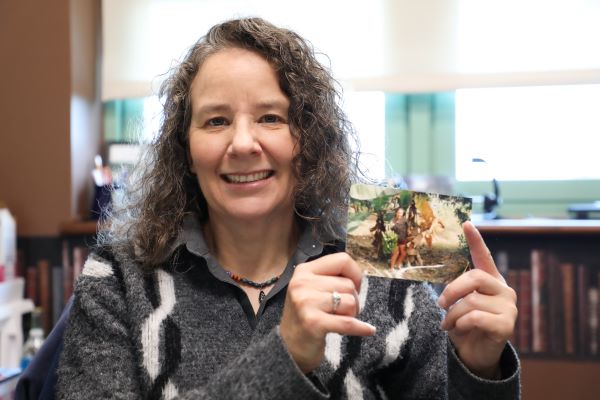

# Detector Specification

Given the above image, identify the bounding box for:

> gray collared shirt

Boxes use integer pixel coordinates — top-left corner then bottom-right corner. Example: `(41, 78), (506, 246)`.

(173, 216), (324, 325)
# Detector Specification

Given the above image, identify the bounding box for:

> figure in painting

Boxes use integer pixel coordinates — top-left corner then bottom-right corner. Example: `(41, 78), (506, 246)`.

(405, 232), (424, 266)
(389, 207), (409, 269)
(414, 195), (446, 249)
(370, 210), (386, 260)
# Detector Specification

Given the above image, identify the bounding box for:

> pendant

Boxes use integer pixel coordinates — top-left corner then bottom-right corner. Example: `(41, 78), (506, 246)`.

(259, 290), (266, 304)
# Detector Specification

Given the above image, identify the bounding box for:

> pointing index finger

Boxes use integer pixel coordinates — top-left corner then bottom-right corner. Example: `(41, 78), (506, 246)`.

(463, 221), (503, 281)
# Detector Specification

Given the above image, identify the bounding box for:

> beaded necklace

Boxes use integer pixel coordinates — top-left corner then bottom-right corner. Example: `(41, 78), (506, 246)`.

(225, 271), (281, 304)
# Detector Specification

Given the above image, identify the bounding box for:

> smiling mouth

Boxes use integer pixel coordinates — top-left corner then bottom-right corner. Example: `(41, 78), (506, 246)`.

(222, 171), (274, 183)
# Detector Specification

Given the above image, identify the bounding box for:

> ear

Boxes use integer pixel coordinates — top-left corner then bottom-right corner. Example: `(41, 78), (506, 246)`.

(185, 144), (196, 174)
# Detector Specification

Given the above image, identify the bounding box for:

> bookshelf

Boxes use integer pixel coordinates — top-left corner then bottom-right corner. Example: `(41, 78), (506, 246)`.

(19, 220), (97, 335)
(17, 218), (600, 398)
(59, 220), (99, 236)
(58, 219), (97, 308)
(475, 218), (600, 400)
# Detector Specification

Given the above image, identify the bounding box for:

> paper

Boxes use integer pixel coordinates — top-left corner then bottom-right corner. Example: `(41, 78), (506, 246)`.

(346, 184), (472, 284)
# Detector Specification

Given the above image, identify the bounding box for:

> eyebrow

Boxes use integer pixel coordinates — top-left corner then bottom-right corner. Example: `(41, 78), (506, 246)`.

(194, 103), (231, 116)
(254, 99), (290, 111)
(194, 99), (290, 116)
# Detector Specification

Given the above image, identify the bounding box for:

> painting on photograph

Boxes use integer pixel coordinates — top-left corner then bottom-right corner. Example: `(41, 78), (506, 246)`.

(347, 184), (473, 284)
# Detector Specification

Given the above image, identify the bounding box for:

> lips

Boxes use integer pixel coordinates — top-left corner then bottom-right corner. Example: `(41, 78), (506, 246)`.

(222, 170), (274, 183)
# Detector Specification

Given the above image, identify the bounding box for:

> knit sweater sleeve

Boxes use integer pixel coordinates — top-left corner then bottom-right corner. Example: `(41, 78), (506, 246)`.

(376, 282), (520, 399)
(57, 255), (328, 400)
(447, 339), (521, 399)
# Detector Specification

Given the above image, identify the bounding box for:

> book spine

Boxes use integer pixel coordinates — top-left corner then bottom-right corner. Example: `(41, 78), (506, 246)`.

(531, 249), (549, 353)
(597, 271), (600, 356)
(37, 259), (51, 333)
(52, 265), (64, 325)
(62, 240), (73, 303)
(589, 287), (599, 356)
(25, 265), (38, 304)
(15, 248), (25, 279)
(72, 245), (87, 284)
(547, 253), (564, 356)
(560, 262), (576, 355)
(507, 269), (520, 348)
(577, 264), (590, 355)
(518, 269), (532, 353)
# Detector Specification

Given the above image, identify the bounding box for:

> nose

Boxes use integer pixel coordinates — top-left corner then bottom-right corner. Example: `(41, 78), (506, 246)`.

(227, 118), (261, 156)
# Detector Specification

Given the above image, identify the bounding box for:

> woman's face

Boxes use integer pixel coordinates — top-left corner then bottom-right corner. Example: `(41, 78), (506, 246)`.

(188, 47), (298, 224)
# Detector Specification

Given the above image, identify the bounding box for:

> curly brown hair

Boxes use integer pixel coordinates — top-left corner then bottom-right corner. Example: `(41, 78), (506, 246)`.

(100, 17), (359, 267)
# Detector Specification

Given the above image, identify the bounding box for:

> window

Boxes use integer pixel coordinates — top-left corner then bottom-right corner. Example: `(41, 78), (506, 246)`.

(344, 91), (386, 181)
(455, 84), (600, 181)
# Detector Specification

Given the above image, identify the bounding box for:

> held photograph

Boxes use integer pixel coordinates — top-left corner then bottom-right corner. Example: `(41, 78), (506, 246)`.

(347, 184), (473, 284)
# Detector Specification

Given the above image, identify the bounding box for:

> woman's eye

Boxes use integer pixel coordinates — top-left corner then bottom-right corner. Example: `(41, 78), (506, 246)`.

(260, 114), (281, 124)
(207, 117), (227, 127)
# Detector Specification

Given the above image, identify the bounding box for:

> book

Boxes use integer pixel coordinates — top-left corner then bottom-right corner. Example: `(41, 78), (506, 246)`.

(15, 249), (25, 279)
(547, 252), (564, 355)
(506, 269), (520, 347)
(25, 266), (38, 304)
(62, 240), (73, 303)
(494, 250), (510, 279)
(518, 269), (532, 353)
(531, 249), (549, 353)
(37, 259), (51, 333)
(577, 264), (590, 355)
(72, 245), (88, 284)
(51, 265), (64, 325)
(597, 271), (600, 356)
(560, 262), (577, 355)
(589, 287), (599, 356)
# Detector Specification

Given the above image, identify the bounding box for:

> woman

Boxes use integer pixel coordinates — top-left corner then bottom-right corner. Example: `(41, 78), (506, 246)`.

(57, 18), (520, 399)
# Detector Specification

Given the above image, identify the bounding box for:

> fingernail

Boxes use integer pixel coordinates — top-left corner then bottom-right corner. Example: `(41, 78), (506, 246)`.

(438, 295), (446, 309)
(364, 322), (377, 333)
(440, 319), (448, 331)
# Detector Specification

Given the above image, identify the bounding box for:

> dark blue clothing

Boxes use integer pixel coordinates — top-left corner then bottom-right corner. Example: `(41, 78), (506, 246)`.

(15, 298), (72, 400)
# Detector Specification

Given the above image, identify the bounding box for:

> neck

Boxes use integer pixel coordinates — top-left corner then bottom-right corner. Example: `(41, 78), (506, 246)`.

(204, 213), (298, 281)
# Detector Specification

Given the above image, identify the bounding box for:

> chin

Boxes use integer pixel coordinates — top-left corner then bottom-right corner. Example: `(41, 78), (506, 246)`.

(223, 200), (294, 222)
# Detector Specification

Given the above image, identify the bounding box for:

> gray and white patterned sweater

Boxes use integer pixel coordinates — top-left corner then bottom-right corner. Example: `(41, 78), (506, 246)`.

(57, 222), (520, 399)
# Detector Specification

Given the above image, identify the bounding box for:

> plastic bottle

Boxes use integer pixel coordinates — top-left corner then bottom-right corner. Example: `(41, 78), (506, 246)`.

(20, 307), (45, 370)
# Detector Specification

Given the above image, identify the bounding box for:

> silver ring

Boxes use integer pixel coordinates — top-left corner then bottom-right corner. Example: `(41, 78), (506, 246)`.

(331, 291), (342, 314)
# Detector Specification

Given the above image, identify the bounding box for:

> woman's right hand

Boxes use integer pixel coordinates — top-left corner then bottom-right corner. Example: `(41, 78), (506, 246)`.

(279, 252), (376, 373)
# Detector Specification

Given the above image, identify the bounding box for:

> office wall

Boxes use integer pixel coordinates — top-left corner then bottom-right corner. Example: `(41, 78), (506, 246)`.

(0, 0), (71, 236)
(0, 0), (101, 236)
(70, 0), (102, 226)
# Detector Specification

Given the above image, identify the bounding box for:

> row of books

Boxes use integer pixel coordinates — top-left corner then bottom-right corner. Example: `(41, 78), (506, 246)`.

(16, 239), (600, 358)
(503, 248), (600, 358)
(20, 243), (88, 334)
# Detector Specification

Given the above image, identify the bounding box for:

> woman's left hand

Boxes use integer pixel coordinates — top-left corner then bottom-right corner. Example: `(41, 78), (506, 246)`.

(437, 221), (518, 379)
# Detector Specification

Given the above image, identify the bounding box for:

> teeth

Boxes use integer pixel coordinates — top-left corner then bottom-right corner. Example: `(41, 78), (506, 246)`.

(226, 171), (270, 183)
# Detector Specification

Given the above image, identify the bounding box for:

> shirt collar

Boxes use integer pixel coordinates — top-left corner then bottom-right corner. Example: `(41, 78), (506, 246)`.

(173, 215), (324, 261)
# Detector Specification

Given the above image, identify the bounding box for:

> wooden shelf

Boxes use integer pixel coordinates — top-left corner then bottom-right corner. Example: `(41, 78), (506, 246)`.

(520, 352), (600, 362)
(474, 218), (600, 235)
(521, 359), (600, 400)
(59, 219), (99, 236)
